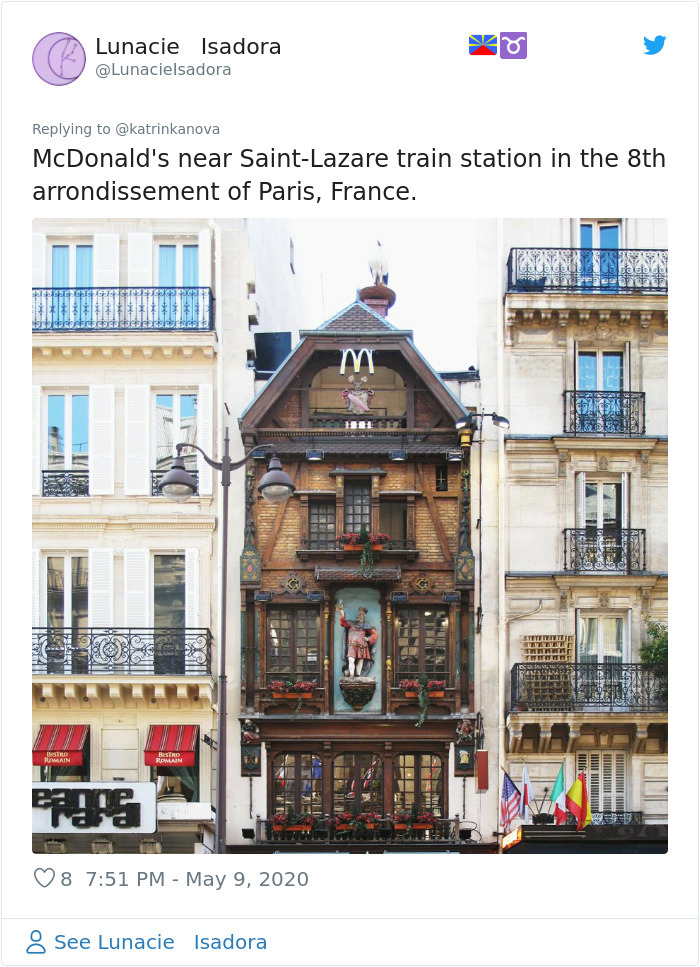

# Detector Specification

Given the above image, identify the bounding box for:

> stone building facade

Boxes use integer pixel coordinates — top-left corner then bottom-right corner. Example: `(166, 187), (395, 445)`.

(31, 218), (302, 853)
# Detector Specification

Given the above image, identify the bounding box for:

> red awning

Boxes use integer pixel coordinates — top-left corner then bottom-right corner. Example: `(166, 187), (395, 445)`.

(145, 725), (199, 767)
(33, 724), (89, 766)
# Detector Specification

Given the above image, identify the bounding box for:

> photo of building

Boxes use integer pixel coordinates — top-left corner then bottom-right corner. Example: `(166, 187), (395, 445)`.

(31, 218), (667, 853)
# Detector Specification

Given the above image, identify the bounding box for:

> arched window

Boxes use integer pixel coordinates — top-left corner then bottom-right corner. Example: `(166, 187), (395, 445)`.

(272, 753), (323, 817)
(393, 753), (443, 816)
(332, 753), (383, 816)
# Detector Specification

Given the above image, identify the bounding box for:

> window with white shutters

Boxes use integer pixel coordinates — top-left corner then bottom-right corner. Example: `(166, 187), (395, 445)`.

(576, 751), (626, 814)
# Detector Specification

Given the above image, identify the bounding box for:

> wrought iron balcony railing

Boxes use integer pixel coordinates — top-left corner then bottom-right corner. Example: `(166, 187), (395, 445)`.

(564, 811), (644, 826)
(42, 470), (89, 497)
(563, 528), (646, 572)
(510, 662), (667, 712)
(151, 469), (199, 496)
(32, 287), (214, 332)
(507, 248), (668, 294)
(32, 627), (212, 676)
(258, 815), (470, 845)
(563, 391), (646, 436)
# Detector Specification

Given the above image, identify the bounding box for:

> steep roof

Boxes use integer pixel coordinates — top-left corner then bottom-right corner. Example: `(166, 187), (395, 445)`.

(315, 299), (397, 333)
(240, 297), (468, 427)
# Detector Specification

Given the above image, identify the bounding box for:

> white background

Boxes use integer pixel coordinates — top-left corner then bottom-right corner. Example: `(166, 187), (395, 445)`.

(2, 2), (698, 965)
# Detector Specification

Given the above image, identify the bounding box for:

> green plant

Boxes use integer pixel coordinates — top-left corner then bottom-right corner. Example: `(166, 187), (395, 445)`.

(640, 618), (668, 666)
(415, 672), (430, 728)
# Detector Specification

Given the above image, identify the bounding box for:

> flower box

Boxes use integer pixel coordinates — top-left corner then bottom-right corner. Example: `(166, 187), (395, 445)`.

(334, 824), (351, 832)
(428, 690), (445, 698)
(272, 691), (312, 700)
(286, 824), (313, 832)
(403, 691), (418, 698)
(411, 823), (434, 830)
(393, 823), (407, 831)
(271, 824), (286, 832)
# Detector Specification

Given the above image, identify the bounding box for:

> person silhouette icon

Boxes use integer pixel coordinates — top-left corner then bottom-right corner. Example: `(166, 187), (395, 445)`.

(26, 930), (46, 954)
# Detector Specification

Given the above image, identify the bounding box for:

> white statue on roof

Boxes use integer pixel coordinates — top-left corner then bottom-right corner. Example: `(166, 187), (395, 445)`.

(368, 240), (389, 286)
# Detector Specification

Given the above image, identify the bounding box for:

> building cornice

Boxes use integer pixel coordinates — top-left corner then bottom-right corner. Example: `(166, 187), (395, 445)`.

(33, 515), (216, 532)
(33, 334), (218, 361)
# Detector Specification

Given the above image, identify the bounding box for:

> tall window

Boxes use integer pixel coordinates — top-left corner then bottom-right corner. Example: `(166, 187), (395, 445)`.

(267, 608), (320, 679)
(395, 607), (448, 677)
(578, 614), (625, 705)
(580, 222), (620, 289)
(154, 392), (198, 471)
(578, 615), (625, 665)
(153, 554), (186, 674)
(576, 349), (626, 433)
(393, 753), (443, 816)
(309, 500), (336, 548)
(273, 753), (323, 816)
(435, 465), (449, 492)
(379, 500), (407, 543)
(46, 555), (88, 673)
(47, 394), (89, 470)
(344, 480), (371, 532)
(156, 242), (199, 325)
(51, 243), (93, 326)
(333, 753), (383, 815)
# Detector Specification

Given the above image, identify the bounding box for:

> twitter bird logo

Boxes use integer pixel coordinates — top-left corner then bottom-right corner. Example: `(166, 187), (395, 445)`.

(643, 35), (666, 55)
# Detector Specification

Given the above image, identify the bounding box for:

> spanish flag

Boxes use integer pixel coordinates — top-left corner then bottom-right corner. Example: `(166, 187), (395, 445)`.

(566, 771), (592, 830)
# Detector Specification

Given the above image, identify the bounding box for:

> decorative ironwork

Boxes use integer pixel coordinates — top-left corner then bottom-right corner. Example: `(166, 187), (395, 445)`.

(507, 248), (668, 293)
(563, 528), (646, 572)
(32, 627), (212, 675)
(563, 811), (644, 826)
(152, 469), (198, 496)
(564, 391), (646, 436)
(42, 470), (89, 497)
(510, 662), (667, 711)
(32, 287), (214, 331)
(261, 814), (467, 844)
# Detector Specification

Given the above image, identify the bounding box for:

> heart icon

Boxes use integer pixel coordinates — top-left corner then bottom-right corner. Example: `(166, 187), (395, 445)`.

(34, 868), (55, 888)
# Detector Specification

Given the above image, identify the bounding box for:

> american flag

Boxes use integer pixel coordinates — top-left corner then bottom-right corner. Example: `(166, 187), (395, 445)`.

(500, 772), (521, 832)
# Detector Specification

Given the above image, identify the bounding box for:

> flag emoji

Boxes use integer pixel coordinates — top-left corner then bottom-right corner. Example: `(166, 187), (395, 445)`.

(566, 770), (592, 831)
(500, 772), (521, 832)
(469, 35), (498, 55)
(549, 763), (568, 825)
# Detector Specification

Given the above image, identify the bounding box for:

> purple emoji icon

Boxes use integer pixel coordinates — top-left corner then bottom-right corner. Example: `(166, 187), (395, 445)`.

(500, 33), (527, 59)
(33, 33), (86, 85)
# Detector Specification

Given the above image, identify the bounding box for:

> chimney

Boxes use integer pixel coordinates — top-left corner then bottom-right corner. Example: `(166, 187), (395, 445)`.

(358, 283), (396, 318)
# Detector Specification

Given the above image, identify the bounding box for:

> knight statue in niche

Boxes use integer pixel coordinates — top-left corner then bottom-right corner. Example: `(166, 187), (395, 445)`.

(337, 601), (378, 678)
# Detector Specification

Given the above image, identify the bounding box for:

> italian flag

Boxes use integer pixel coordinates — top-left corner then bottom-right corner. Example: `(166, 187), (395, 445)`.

(550, 763), (568, 825)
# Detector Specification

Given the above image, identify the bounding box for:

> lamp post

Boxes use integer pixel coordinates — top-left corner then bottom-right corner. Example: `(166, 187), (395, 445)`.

(160, 429), (295, 854)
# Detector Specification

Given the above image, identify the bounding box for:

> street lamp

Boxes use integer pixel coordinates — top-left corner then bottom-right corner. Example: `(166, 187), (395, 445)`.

(160, 429), (295, 854)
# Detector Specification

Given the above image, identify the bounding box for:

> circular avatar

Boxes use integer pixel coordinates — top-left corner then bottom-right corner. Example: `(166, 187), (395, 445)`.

(33, 33), (86, 86)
